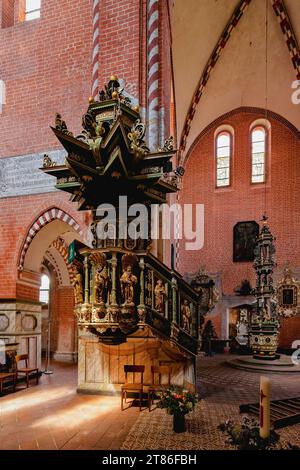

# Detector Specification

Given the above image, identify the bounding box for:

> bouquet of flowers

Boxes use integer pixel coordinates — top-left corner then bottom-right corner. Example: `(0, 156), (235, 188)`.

(158, 386), (199, 415)
(218, 416), (280, 450)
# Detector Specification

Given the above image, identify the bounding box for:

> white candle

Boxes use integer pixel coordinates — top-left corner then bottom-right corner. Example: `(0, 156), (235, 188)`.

(259, 376), (270, 439)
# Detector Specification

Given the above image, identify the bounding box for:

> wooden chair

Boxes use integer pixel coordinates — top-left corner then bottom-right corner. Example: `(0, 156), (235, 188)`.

(147, 365), (172, 411)
(15, 354), (39, 388)
(121, 365), (144, 411)
(0, 372), (16, 394)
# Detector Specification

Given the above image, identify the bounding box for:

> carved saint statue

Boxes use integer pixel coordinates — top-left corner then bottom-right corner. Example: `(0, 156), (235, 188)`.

(94, 265), (109, 304)
(72, 269), (83, 305)
(181, 299), (191, 333)
(262, 304), (272, 321)
(154, 279), (166, 313)
(120, 265), (138, 305)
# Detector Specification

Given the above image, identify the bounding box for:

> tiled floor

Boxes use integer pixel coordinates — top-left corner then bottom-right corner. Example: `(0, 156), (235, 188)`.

(0, 362), (139, 450)
(122, 355), (300, 450)
(1, 356), (300, 450)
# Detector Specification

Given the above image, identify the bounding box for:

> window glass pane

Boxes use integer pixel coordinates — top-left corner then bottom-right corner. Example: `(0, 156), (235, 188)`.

(217, 156), (229, 168)
(251, 127), (266, 183)
(252, 174), (265, 183)
(252, 128), (265, 143)
(217, 178), (229, 187)
(26, 11), (40, 20)
(217, 133), (230, 148)
(216, 132), (231, 187)
(41, 274), (50, 289)
(39, 290), (49, 303)
(252, 163), (264, 175)
(26, 0), (41, 11)
(40, 274), (50, 303)
(217, 146), (230, 158)
(217, 168), (229, 179)
(252, 153), (264, 164)
(252, 141), (265, 153)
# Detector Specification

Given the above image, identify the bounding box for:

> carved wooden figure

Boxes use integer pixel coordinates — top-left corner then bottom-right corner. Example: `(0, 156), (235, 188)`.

(72, 269), (84, 305)
(181, 299), (191, 333)
(120, 265), (138, 306)
(94, 265), (109, 304)
(154, 279), (166, 313)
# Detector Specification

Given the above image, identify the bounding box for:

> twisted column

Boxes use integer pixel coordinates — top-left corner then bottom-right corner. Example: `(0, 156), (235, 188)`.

(92, 0), (100, 99)
(147, 0), (159, 149)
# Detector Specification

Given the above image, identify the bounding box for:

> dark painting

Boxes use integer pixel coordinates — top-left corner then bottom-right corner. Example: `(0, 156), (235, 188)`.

(233, 221), (259, 262)
(282, 288), (294, 306)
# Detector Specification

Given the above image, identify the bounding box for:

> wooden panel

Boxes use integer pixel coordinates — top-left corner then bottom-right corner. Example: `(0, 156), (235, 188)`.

(29, 337), (37, 368)
(85, 342), (96, 383)
(109, 346), (119, 384)
(93, 344), (104, 383)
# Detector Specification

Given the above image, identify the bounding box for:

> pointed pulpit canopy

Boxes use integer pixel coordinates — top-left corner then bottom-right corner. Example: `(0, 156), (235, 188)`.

(42, 76), (179, 210)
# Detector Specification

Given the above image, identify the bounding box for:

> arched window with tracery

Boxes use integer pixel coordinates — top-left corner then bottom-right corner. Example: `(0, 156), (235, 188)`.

(251, 127), (266, 183)
(216, 131), (231, 187)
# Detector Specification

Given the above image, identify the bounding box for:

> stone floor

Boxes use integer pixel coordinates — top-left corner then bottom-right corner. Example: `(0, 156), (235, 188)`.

(0, 361), (139, 450)
(0, 355), (300, 450)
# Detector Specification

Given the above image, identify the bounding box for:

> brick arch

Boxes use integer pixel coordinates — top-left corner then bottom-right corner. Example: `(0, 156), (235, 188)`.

(180, 106), (300, 167)
(272, 0), (300, 80)
(178, 0), (300, 159)
(19, 207), (83, 271)
(178, 0), (252, 157)
(42, 256), (62, 286)
(50, 236), (75, 283)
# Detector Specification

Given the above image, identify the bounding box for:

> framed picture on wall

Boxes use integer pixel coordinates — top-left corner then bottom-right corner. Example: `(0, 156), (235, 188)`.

(233, 221), (259, 262)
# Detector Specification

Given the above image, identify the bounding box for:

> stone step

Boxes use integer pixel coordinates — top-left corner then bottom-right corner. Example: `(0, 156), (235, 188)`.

(240, 396), (300, 428)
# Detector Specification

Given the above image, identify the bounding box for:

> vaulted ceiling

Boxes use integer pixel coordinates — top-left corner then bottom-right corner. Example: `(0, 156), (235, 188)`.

(170, 0), (300, 161)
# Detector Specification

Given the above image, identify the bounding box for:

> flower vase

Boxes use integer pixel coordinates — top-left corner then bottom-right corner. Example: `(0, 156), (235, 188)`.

(173, 413), (186, 433)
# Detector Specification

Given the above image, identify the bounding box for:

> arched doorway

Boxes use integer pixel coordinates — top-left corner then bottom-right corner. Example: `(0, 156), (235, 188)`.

(15, 207), (84, 368)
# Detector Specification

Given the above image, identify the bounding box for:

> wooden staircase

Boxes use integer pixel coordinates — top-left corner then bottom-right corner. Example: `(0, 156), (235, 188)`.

(240, 397), (300, 429)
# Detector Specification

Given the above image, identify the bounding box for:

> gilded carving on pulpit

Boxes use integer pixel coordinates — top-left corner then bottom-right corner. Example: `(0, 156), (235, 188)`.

(181, 299), (191, 333)
(94, 266), (109, 304)
(72, 268), (83, 305)
(154, 279), (166, 313)
(89, 252), (109, 304)
(120, 265), (138, 305)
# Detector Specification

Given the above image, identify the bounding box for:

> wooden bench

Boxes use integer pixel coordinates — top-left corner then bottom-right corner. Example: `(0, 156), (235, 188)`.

(0, 372), (16, 393)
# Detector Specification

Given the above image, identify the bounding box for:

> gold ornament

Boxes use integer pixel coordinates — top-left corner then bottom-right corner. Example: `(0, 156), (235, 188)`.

(111, 90), (119, 99)
(133, 105), (140, 113)
(88, 96), (94, 104)
(110, 74), (118, 81)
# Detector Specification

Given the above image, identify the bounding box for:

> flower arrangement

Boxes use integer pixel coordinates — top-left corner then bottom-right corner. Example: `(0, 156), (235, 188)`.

(158, 386), (199, 416)
(218, 416), (280, 450)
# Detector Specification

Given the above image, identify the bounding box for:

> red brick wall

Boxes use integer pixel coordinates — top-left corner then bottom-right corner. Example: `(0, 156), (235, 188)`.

(1, 0), (14, 28)
(178, 110), (300, 348)
(16, 282), (39, 301)
(98, 0), (144, 102)
(0, 0), (93, 157)
(50, 276), (75, 356)
(280, 317), (300, 349)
